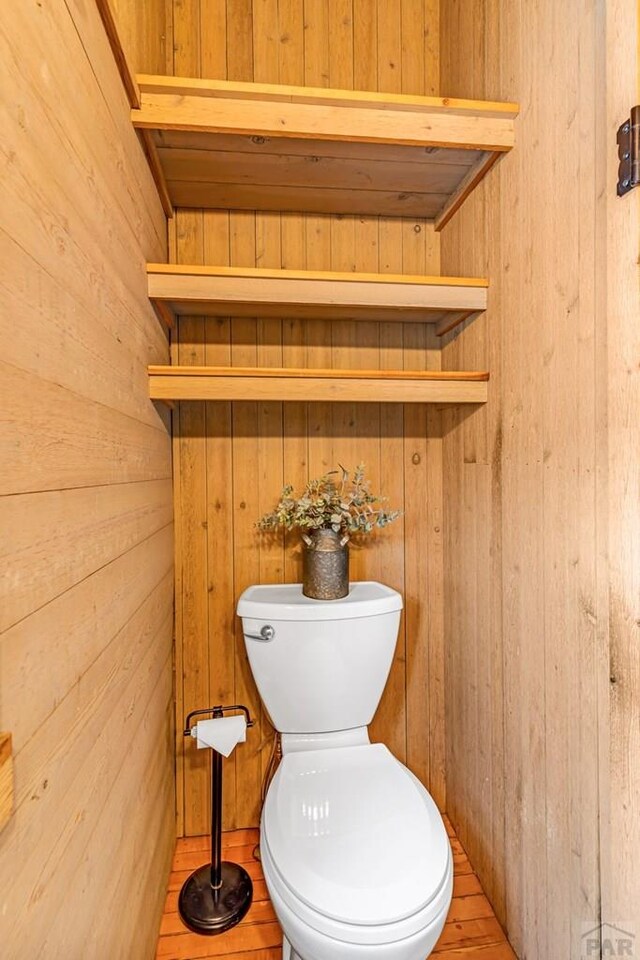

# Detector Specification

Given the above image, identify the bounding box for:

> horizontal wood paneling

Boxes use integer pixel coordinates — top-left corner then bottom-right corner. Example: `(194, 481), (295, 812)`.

(1, 480), (173, 633)
(169, 0), (446, 836)
(0, 361), (171, 495)
(0, 0), (174, 957)
(2, 230), (166, 426)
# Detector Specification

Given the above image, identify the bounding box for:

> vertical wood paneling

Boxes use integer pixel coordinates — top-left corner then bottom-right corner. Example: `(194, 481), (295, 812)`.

(170, 0), (444, 833)
(228, 215), (264, 828)
(176, 221), (209, 839)
(203, 214), (235, 828)
(439, 2), (635, 957)
(109, 0), (171, 72)
(0, 1), (174, 957)
(603, 0), (640, 935)
(372, 217), (407, 762)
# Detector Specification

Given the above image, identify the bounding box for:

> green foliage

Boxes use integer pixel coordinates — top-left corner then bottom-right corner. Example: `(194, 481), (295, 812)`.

(256, 464), (401, 538)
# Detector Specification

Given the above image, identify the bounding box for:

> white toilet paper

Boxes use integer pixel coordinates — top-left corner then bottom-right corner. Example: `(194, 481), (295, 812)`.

(191, 715), (247, 757)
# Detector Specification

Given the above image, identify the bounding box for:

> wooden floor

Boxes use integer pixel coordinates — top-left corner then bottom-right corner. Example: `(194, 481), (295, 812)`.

(156, 818), (516, 960)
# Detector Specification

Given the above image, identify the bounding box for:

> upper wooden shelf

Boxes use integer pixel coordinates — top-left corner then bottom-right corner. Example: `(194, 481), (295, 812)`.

(148, 366), (489, 405)
(133, 75), (518, 228)
(148, 264), (488, 335)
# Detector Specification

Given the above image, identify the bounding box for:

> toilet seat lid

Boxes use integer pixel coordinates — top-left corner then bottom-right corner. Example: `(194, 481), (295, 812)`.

(263, 743), (450, 926)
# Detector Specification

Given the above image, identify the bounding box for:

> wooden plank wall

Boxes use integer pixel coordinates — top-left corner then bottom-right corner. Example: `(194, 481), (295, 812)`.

(439, 1), (639, 957)
(168, 0), (446, 835)
(110, 0), (171, 73)
(602, 0), (640, 937)
(0, 1), (174, 958)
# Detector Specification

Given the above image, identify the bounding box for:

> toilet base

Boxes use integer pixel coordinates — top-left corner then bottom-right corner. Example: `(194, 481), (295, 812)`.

(178, 861), (253, 935)
(268, 851), (452, 960)
(283, 936), (303, 960)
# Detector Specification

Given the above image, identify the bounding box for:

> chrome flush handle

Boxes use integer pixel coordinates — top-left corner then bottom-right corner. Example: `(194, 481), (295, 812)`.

(244, 624), (275, 642)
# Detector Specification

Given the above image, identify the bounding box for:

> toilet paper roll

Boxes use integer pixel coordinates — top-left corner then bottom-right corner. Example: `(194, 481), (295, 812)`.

(191, 715), (247, 757)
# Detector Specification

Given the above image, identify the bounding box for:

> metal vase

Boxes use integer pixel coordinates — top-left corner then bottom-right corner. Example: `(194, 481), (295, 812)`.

(302, 528), (349, 600)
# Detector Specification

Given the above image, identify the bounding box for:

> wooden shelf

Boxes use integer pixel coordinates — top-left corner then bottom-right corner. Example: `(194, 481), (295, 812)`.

(133, 75), (518, 228)
(148, 366), (489, 404)
(148, 264), (488, 334)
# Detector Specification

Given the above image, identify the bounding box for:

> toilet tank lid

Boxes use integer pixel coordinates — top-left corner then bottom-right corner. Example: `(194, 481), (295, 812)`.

(237, 581), (402, 621)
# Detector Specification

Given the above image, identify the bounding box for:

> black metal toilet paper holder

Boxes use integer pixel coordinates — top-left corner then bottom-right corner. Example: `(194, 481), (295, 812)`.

(180, 704), (255, 935)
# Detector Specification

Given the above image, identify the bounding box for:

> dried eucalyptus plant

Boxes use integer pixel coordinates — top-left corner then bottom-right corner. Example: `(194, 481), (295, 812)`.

(256, 464), (401, 540)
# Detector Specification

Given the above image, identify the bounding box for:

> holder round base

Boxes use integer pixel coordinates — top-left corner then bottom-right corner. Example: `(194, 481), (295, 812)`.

(178, 861), (253, 935)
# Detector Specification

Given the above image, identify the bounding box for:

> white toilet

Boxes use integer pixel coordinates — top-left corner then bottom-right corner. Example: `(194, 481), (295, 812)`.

(237, 581), (453, 960)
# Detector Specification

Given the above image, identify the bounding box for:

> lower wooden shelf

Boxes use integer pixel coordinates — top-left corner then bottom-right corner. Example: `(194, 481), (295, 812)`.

(148, 366), (489, 404)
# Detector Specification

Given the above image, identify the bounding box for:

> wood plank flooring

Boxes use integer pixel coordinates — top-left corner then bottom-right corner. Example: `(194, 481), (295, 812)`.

(156, 818), (516, 959)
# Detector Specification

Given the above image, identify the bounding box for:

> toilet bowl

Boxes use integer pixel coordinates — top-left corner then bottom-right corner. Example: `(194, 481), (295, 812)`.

(261, 742), (452, 960)
(237, 582), (453, 960)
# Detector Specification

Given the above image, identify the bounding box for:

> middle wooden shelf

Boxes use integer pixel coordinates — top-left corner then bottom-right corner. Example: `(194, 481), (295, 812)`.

(148, 263), (488, 336)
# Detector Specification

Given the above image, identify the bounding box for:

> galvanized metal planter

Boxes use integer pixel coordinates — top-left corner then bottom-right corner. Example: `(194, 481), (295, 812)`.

(301, 528), (349, 600)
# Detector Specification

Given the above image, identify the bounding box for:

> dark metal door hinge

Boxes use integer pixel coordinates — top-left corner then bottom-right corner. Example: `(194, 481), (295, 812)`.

(617, 105), (640, 196)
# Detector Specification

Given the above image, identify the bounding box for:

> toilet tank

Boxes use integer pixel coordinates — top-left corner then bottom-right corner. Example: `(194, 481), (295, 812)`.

(237, 582), (402, 734)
